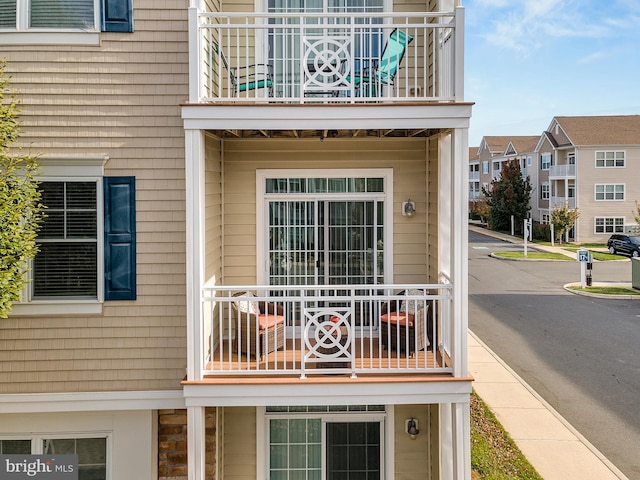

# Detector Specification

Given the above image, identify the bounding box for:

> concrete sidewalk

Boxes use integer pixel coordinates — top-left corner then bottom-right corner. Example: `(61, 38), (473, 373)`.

(469, 332), (629, 479)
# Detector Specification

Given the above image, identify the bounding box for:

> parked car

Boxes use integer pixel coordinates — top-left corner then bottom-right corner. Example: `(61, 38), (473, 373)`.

(607, 234), (640, 257)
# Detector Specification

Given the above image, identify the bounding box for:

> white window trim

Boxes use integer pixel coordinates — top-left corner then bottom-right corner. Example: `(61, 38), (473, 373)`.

(594, 217), (625, 234)
(595, 150), (626, 168)
(255, 168), (394, 285)
(258, 406), (392, 480)
(541, 183), (549, 200)
(482, 161), (488, 174)
(11, 156), (107, 317)
(0, 432), (111, 479)
(0, 0), (100, 45)
(541, 153), (551, 170)
(594, 183), (625, 201)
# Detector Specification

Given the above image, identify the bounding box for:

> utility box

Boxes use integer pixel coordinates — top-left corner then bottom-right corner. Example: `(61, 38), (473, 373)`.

(633, 257), (640, 290)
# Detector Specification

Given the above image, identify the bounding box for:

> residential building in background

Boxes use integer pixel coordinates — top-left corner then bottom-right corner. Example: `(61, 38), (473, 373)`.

(537, 115), (640, 242)
(1, 1), (472, 479)
(470, 115), (640, 243)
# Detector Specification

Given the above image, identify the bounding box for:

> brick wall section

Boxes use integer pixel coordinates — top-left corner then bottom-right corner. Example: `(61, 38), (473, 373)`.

(159, 408), (217, 480)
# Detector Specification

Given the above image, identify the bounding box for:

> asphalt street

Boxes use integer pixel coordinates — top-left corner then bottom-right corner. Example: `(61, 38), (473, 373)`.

(468, 229), (640, 479)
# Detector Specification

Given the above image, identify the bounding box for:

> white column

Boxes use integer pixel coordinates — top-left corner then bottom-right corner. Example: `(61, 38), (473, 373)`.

(188, 6), (200, 102)
(188, 406), (206, 480)
(440, 401), (471, 480)
(451, 128), (469, 378)
(440, 403), (453, 479)
(186, 129), (205, 381)
(452, 401), (471, 480)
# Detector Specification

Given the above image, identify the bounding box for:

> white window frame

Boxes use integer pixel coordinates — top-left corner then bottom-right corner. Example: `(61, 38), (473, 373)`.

(482, 161), (489, 174)
(0, 0), (100, 45)
(595, 184), (625, 201)
(256, 169), (393, 286)
(595, 150), (625, 168)
(12, 157), (106, 316)
(594, 217), (624, 234)
(541, 153), (551, 170)
(0, 432), (111, 478)
(541, 183), (549, 200)
(259, 406), (391, 480)
(541, 214), (550, 224)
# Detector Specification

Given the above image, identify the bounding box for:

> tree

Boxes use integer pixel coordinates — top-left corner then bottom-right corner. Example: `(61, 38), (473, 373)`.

(482, 159), (532, 233)
(634, 200), (640, 225)
(0, 60), (44, 318)
(470, 198), (490, 225)
(551, 204), (579, 244)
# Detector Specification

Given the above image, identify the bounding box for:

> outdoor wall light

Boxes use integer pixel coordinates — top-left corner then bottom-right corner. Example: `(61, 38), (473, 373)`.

(402, 199), (416, 217)
(405, 418), (419, 439)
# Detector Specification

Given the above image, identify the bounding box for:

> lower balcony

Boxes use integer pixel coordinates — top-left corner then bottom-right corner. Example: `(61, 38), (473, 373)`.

(200, 284), (453, 379)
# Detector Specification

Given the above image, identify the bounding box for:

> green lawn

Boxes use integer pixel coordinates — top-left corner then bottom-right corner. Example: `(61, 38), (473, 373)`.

(492, 251), (573, 261)
(471, 391), (543, 480)
(567, 285), (640, 296)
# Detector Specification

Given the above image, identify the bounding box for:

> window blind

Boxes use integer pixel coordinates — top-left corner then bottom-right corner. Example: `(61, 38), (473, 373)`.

(34, 181), (98, 298)
(30, 0), (95, 29)
(0, 0), (16, 28)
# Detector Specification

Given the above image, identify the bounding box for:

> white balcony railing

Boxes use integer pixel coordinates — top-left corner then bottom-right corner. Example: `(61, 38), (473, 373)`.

(550, 196), (576, 209)
(194, 10), (463, 103)
(549, 164), (576, 179)
(201, 284), (453, 378)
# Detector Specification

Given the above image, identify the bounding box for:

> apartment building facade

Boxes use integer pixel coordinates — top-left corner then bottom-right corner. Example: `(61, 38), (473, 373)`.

(470, 116), (640, 243)
(1, 1), (472, 479)
(535, 116), (640, 243)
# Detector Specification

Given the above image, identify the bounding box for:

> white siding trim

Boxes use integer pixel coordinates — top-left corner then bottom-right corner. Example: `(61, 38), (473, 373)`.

(184, 381), (471, 407)
(0, 390), (185, 414)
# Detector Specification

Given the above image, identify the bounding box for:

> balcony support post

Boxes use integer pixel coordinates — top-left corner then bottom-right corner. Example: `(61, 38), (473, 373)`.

(187, 406), (206, 480)
(454, 6), (465, 101)
(186, 129), (206, 381)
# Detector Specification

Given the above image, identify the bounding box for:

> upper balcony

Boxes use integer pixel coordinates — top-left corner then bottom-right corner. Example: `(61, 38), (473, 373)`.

(189, 9), (464, 104)
(549, 164), (576, 180)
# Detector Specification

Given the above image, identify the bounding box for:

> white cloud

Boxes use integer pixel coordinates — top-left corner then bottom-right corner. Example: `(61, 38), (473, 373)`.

(469, 0), (613, 52)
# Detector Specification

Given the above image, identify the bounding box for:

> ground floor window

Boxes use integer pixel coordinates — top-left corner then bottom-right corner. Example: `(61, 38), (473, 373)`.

(595, 217), (624, 234)
(267, 406), (385, 480)
(0, 435), (108, 480)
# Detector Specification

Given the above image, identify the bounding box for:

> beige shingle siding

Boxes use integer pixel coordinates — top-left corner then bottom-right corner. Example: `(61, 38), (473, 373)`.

(0, 1), (189, 394)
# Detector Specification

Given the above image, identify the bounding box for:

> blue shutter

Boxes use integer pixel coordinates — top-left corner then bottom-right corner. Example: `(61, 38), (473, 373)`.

(102, 0), (133, 32)
(104, 176), (137, 300)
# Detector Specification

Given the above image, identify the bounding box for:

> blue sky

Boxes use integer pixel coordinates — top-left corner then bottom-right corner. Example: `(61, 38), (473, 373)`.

(464, 0), (640, 146)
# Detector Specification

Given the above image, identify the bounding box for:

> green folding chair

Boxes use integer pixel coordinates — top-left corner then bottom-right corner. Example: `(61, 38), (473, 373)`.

(346, 28), (413, 97)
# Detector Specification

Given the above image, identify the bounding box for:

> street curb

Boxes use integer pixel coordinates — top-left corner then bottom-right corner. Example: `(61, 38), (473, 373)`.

(468, 330), (631, 480)
(563, 282), (640, 300)
(489, 252), (572, 262)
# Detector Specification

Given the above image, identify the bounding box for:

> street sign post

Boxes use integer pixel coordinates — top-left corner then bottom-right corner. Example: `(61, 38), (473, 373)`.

(577, 248), (592, 288)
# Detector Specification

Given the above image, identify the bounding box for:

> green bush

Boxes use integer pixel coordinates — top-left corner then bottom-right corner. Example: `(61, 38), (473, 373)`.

(532, 223), (550, 241)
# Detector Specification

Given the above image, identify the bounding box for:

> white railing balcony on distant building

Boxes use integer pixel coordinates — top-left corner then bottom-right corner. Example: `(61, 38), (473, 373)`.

(469, 171), (479, 180)
(192, 9), (464, 103)
(550, 197), (576, 209)
(200, 284), (453, 379)
(549, 164), (576, 179)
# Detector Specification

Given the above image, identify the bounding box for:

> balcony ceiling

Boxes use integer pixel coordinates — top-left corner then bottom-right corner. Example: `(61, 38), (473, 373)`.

(210, 128), (439, 139)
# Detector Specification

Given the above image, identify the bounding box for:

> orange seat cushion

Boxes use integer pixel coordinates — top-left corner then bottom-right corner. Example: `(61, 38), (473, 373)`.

(380, 312), (415, 327)
(258, 314), (285, 330)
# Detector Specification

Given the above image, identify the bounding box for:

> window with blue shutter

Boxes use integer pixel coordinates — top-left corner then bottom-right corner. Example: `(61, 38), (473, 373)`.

(1, 0), (133, 33)
(104, 176), (137, 301)
(102, 0), (134, 33)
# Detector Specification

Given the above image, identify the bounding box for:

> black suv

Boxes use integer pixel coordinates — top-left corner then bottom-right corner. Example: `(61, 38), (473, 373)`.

(607, 234), (640, 257)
